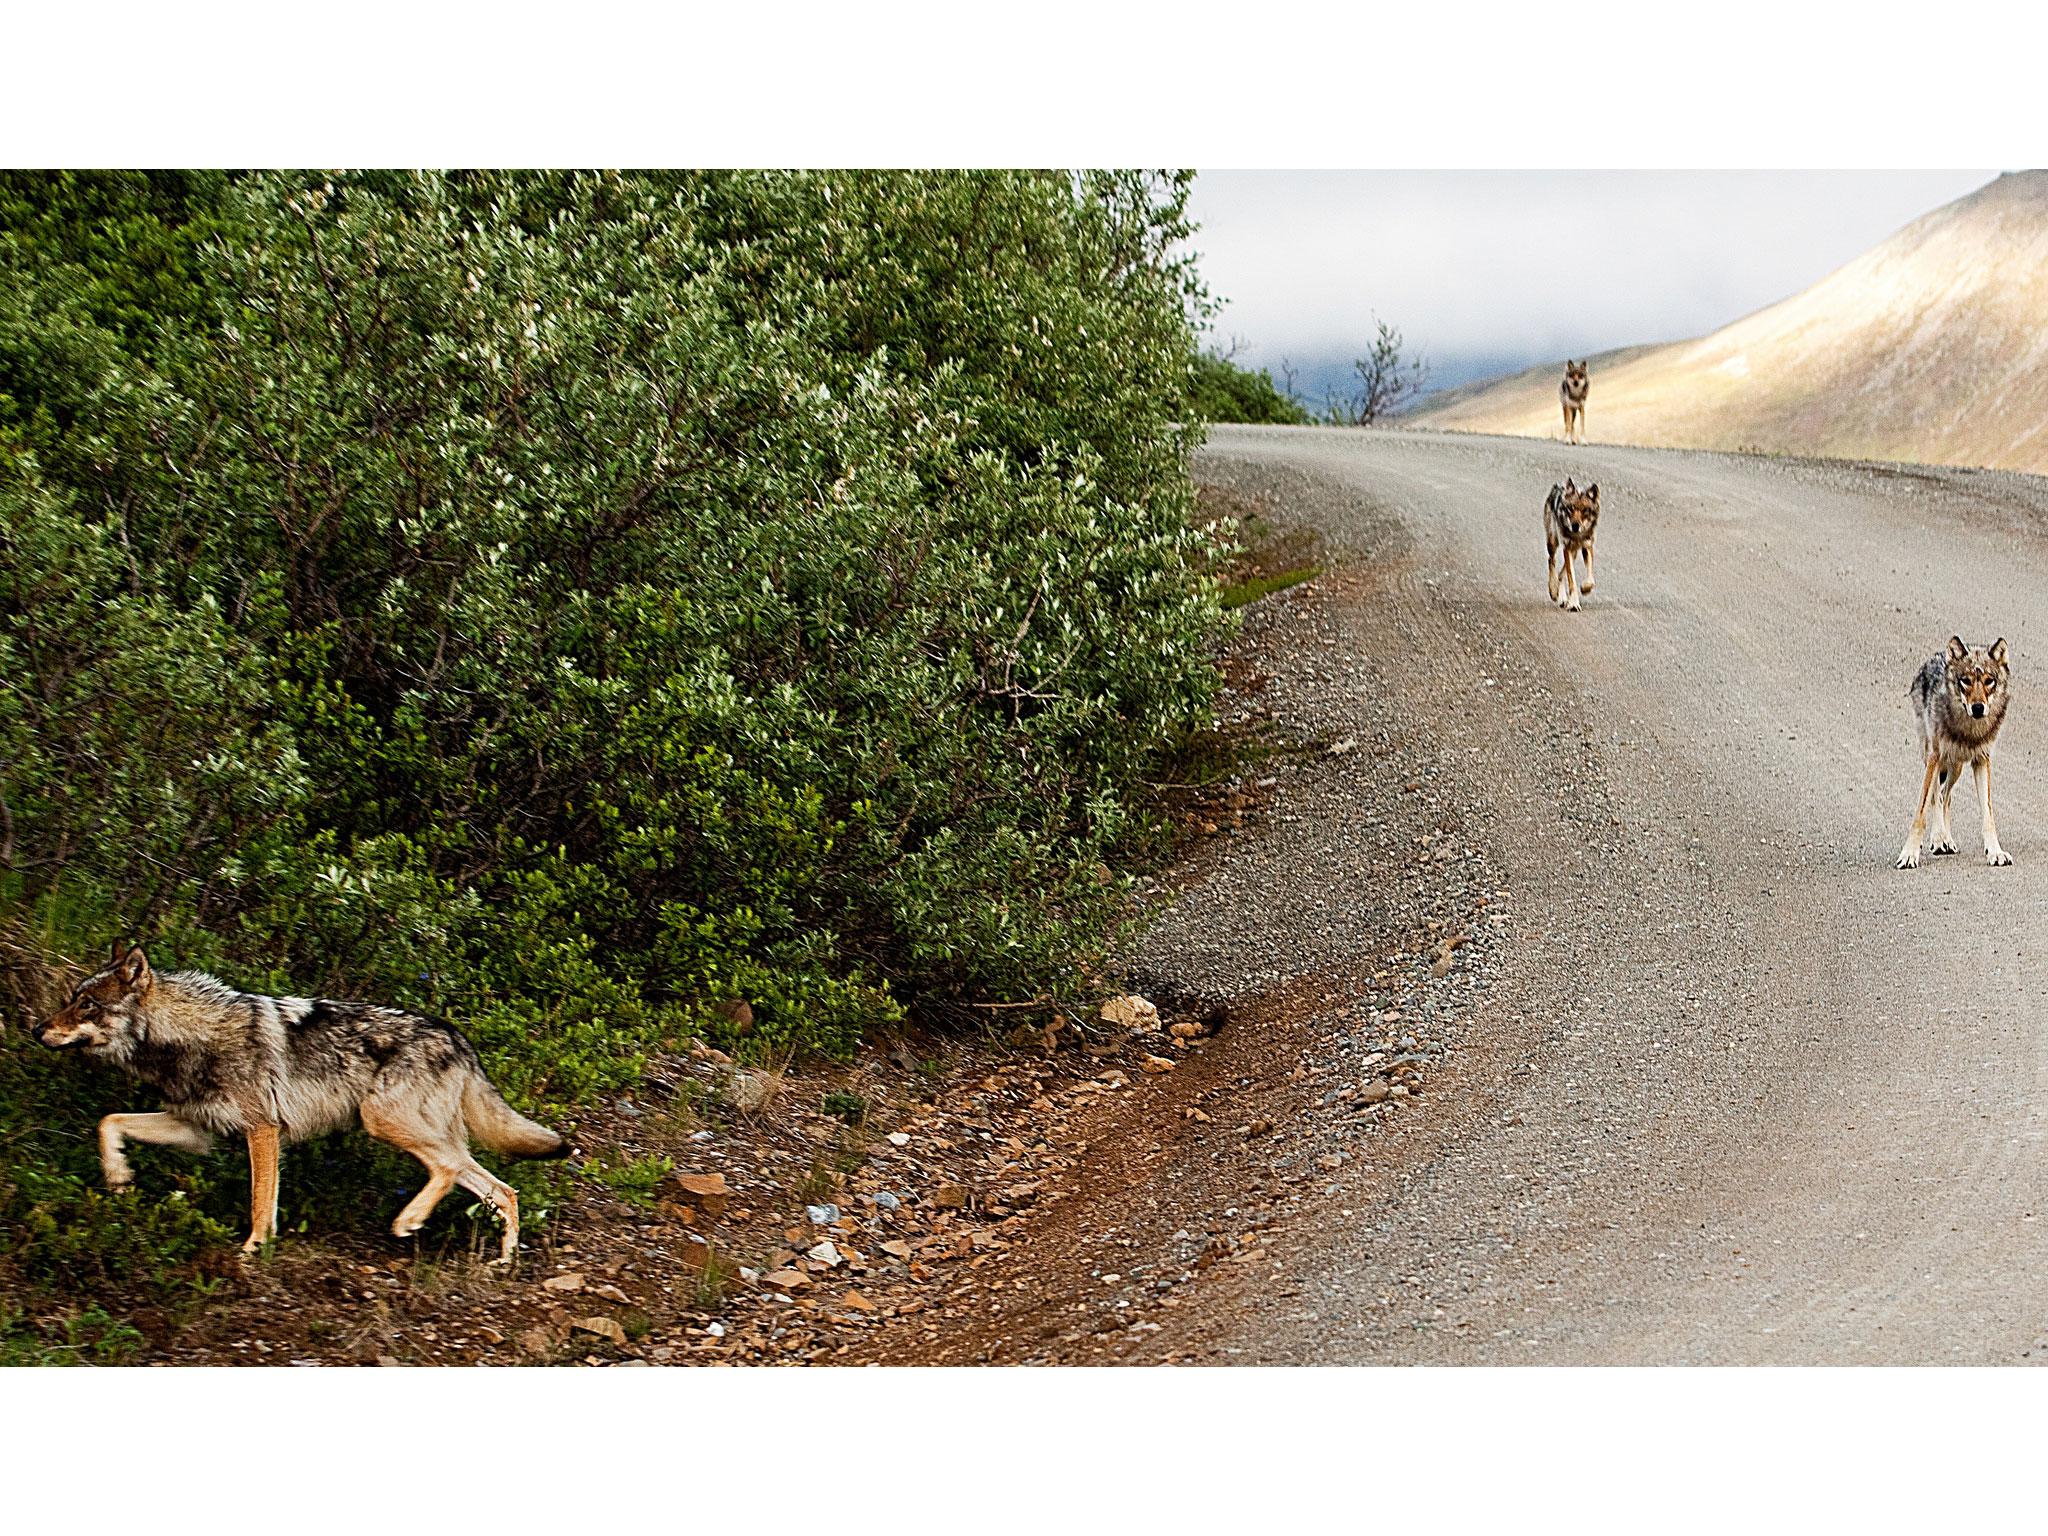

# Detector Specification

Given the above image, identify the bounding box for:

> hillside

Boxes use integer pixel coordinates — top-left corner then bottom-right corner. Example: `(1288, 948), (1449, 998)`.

(1409, 171), (2048, 474)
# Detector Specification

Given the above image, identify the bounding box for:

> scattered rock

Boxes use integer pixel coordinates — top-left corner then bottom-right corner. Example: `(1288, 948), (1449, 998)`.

(932, 1182), (970, 1210)
(1100, 995), (1160, 1032)
(806, 1203), (840, 1226)
(573, 1316), (628, 1347)
(728, 1068), (778, 1113)
(517, 1326), (557, 1359)
(671, 1171), (730, 1220)
(1140, 1054), (1177, 1075)
(1359, 1082), (1391, 1105)
(886, 1132), (912, 1147)
(541, 1272), (586, 1293)
(807, 1241), (844, 1267)
(711, 998), (754, 1032)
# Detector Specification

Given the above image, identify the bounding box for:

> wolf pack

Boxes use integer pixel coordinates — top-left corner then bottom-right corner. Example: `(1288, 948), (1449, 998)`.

(18, 354), (2021, 1268)
(1541, 359), (2012, 877)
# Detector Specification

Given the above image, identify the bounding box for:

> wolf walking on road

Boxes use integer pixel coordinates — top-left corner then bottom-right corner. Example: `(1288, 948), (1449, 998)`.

(1559, 359), (1589, 443)
(1896, 636), (2014, 869)
(32, 945), (567, 1262)
(1543, 477), (1601, 612)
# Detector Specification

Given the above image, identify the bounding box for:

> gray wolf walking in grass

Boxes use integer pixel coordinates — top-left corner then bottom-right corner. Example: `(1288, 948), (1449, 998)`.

(32, 945), (567, 1261)
(1543, 477), (1601, 612)
(1559, 359), (1589, 443)
(1896, 636), (2013, 869)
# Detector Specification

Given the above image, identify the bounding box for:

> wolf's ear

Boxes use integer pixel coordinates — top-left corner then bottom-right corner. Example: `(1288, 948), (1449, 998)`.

(1947, 635), (1970, 664)
(119, 946), (152, 990)
(1991, 637), (2009, 667)
(1586, 483), (1599, 501)
(108, 936), (127, 963)
(1564, 476), (1576, 492)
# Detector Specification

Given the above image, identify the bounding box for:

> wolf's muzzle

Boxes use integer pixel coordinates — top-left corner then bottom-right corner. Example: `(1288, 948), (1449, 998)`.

(1972, 703), (1987, 718)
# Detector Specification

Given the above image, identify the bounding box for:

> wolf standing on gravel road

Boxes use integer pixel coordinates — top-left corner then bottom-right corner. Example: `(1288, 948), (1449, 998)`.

(1543, 477), (1601, 612)
(1896, 635), (2014, 869)
(1559, 359), (1589, 443)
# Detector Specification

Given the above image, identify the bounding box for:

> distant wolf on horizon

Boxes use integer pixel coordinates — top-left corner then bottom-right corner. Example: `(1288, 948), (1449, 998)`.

(1543, 476), (1600, 612)
(1559, 359), (1589, 444)
(1896, 636), (2013, 870)
(32, 945), (568, 1261)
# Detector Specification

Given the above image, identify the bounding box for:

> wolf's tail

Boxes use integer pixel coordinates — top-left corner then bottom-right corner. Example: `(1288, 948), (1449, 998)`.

(463, 1076), (569, 1159)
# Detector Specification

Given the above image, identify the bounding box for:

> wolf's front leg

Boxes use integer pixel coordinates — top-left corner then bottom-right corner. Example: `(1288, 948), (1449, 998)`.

(1578, 539), (1595, 595)
(1545, 533), (1561, 601)
(1974, 758), (2013, 866)
(98, 1112), (214, 1190)
(1559, 547), (1581, 611)
(1930, 767), (1959, 855)
(241, 1123), (282, 1254)
(1896, 757), (1940, 868)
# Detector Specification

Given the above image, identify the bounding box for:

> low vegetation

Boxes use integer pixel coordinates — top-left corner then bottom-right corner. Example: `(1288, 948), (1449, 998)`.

(0, 170), (1238, 1353)
(1188, 349), (1310, 425)
(1320, 319), (1429, 424)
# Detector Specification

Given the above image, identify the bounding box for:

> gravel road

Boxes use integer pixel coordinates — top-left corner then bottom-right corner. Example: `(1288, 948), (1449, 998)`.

(1191, 425), (2048, 1365)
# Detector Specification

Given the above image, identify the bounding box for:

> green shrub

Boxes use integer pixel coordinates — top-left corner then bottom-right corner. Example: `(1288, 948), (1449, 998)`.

(1188, 350), (1309, 425)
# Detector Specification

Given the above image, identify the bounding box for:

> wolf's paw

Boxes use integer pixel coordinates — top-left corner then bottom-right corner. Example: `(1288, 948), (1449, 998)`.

(1988, 848), (2014, 867)
(1896, 848), (1923, 870)
(1564, 595), (1582, 613)
(103, 1173), (134, 1195)
(391, 1217), (420, 1239)
(1930, 839), (1959, 855)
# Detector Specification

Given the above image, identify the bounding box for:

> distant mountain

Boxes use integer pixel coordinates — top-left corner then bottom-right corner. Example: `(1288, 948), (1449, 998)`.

(1408, 172), (2048, 474)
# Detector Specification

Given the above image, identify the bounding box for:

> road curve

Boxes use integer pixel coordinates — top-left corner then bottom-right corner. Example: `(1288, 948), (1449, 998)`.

(1200, 425), (2048, 1365)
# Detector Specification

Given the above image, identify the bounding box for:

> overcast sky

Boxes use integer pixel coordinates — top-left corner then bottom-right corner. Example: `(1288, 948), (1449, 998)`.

(1188, 170), (1999, 397)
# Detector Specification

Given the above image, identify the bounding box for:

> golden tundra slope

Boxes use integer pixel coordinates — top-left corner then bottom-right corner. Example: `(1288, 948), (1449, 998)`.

(1410, 171), (2048, 473)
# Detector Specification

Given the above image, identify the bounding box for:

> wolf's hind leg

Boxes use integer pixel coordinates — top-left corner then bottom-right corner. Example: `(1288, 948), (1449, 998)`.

(390, 1167), (461, 1239)
(1974, 757), (2012, 866)
(361, 1096), (466, 1240)
(98, 1112), (212, 1191)
(1931, 767), (1959, 854)
(1897, 756), (1940, 868)
(455, 1161), (522, 1265)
